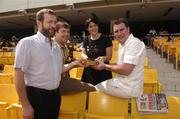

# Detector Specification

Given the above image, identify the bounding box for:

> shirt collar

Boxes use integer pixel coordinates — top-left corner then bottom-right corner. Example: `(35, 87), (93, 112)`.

(123, 34), (133, 46)
(36, 31), (49, 43)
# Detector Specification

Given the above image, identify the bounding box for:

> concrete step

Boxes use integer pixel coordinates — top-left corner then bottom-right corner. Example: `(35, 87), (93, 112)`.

(146, 48), (180, 96)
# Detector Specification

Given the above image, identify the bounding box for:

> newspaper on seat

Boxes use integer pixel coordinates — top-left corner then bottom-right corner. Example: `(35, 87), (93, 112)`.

(136, 93), (168, 114)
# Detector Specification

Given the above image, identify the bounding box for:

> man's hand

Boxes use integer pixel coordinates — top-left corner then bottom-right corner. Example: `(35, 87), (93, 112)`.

(93, 60), (105, 70)
(74, 58), (86, 67)
(95, 56), (106, 62)
(22, 103), (34, 119)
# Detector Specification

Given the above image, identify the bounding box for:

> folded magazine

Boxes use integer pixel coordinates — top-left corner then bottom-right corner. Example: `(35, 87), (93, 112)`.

(136, 93), (168, 114)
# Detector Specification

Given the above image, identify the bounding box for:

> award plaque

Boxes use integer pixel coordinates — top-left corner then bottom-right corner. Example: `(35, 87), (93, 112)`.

(85, 60), (99, 66)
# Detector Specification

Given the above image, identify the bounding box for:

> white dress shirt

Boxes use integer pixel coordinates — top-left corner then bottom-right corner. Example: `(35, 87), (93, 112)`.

(14, 31), (63, 90)
(96, 34), (146, 98)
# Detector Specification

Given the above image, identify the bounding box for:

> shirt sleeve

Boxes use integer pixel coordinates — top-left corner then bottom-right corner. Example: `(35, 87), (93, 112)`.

(14, 38), (32, 72)
(124, 40), (145, 65)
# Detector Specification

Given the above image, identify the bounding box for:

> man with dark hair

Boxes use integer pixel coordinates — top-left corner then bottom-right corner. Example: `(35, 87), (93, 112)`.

(15, 9), (61, 119)
(54, 21), (96, 94)
(94, 18), (146, 98)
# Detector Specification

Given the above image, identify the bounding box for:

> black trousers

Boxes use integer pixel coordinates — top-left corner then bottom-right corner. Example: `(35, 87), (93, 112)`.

(27, 86), (61, 119)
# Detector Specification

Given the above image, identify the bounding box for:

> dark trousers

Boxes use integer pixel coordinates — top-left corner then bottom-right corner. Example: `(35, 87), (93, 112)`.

(27, 86), (61, 119)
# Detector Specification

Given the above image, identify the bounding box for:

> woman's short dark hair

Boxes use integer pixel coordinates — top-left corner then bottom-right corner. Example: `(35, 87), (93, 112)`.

(113, 18), (129, 28)
(55, 21), (70, 32)
(85, 17), (99, 29)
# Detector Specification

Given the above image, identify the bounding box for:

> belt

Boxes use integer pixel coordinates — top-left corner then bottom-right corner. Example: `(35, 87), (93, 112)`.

(27, 86), (59, 94)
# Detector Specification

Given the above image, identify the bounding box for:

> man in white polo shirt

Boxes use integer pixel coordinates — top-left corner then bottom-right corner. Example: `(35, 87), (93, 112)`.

(94, 18), (146, 98)
(14, 9), (62, 119)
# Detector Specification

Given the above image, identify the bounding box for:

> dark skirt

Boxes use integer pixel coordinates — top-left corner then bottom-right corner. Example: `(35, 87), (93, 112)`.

(81, 67), (112, 85)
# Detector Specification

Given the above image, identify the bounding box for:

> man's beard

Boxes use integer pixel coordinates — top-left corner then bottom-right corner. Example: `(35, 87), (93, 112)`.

(41, 25), (55, 38)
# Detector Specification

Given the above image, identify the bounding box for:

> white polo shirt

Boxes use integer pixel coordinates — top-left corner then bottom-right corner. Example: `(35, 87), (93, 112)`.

(14, 31), (63, 90)
(96, 34), (146, 98)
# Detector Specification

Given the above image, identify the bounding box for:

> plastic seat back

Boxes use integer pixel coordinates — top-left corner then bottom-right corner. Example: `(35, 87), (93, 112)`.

(59, 92), (87, 119)
(3, 65), (14, 75)
(0, 84), (18, 104)
(6, 104), (23, 119)
(0, 74), (13, 84)
(86, 92), (128, 119)
(144, 57), (149, 68)
(176, 47), (180, 69)
(144, 69), (160, 94)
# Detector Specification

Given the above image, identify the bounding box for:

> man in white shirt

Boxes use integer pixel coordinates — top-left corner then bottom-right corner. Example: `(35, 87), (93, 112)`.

(94, 18), (146, 98)
(14, 9), (62, 119)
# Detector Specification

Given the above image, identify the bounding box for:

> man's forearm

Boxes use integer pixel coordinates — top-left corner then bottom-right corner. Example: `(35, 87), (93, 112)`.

(104, 64), (123, 74)
(16, 80), (29, 106)
(15, 69), (30, 106)
(63, 61), (77, 73)
(104, 63), (134, 76)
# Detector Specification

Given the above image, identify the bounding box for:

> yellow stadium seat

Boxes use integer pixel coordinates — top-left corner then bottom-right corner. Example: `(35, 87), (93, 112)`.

(167, 44), (178, 62)
(160, 42), (170, 57)
(3, 52), (12, 57)
(0, 52), (15, 65)
(153, 37), (168, 52)
(144, 69), (162, 94)
(175, 47), (180, 70)
(112, 40), (119, 52)
(0, 84), (19, 119)
(86, 92), (129, 119)
(73, 51), (82, 59)
(6, 104), (23, 119)
(110, 40), (120, 64)
(69, 67), (83, 80)
(0, 102), (8, 119)
(3, 65), (14, 75)
(59, 92), (87, 119)
(131, 96), (180, 119)
(69, 68), (78, 79)
(112, 72), (116, 78)
(0, 74), (13, 84)
(7, 57), (15, 65)
(0, 57), (8, 65)
(77, 67), (83, 79)
(0, 52), (4, 57)
(0, 84), (19, 104)
(144, 57), (149, 68)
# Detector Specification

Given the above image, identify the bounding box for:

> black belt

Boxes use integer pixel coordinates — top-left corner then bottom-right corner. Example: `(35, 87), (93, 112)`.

(27, 86), (59, 94)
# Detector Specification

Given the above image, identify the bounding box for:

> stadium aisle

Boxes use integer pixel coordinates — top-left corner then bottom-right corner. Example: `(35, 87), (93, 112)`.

(147, 48), (180, 98)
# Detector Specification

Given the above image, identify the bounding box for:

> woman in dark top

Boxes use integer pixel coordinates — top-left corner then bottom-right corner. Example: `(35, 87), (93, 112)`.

(81, 17), (112, 85)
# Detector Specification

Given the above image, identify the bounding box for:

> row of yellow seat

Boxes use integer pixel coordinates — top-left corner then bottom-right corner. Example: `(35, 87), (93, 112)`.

(153, 36), (180, 69)
(0, 52), (15, 57)
(0, 61), (162, 95)
(0, 59), (162, 94)
(0, 52), (15, 65)
(0, 65), (14, 84)
(0, 84), (179, 119)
